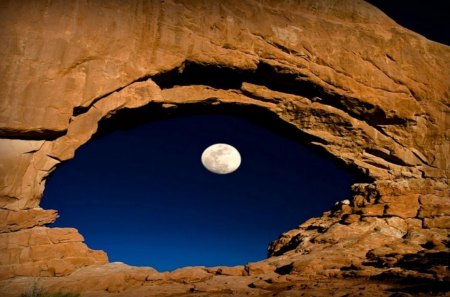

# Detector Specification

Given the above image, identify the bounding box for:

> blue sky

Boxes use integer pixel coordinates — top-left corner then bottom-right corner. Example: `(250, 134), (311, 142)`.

(41, 111), (357, 271)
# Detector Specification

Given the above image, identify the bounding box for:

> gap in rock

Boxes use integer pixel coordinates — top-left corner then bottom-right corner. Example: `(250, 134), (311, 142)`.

(74, 60), (404, 126)
(41, 103), (369, 271)
(151, 61), (406, 126)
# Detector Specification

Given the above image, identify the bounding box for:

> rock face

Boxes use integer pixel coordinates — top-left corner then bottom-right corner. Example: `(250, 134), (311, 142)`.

(0, 0), (448, 296)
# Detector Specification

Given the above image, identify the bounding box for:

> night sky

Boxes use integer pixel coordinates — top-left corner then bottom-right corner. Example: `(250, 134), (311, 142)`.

(42, 107), (359, 271)
(366, 0), (449, 46)
(40, 2), (448, 272)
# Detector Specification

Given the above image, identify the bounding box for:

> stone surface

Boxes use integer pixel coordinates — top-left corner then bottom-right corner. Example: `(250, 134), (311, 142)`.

(423, 217), (450, 229)
(1, 262), (448, 297)
(0, 0), (449, 296)
(207, 265), (245, 276)
(0, 227), (107, 280)
(360, 203), (385, 217)
(245, 262), (275, 276)
(167, 267), (212, 283)
(0, 208), (58, 233)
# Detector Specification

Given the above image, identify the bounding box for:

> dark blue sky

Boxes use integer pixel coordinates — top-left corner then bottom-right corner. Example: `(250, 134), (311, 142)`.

(366, 0), (449, 45)
(40, 2), (447, 272)
(41, 108), (358, 271)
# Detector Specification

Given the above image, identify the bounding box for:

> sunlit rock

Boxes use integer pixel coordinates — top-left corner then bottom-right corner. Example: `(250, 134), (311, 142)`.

(0, 0), (448, 296)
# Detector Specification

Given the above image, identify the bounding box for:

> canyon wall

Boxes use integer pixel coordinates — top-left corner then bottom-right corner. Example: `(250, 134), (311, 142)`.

(0, 0), (448, 295)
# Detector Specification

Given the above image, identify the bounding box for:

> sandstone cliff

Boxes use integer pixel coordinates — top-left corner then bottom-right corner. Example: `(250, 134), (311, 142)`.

(0, 0), (448, 296)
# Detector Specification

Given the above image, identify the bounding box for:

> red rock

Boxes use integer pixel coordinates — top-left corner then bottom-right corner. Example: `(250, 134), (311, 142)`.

(0, 209), (58, 233)
(245, 262), (275, 275)
(47, 228), (84, 244)
(208, 266), (245, 276)
(423, 217), (450, 229)
(167, 267), (212, 283)
(360, 204), (385, 217)
(0, 0), (448, 296)
(343, 214), (361, 224)
(418, 195), (450, 217)
(383, 196), (420, 218)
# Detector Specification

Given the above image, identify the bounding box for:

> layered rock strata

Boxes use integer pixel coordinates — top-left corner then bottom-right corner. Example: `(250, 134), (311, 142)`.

(0, 0), (448, 295)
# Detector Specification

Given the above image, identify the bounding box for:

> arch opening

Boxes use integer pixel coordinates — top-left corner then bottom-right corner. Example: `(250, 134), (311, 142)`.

(41, 102), (370, 271)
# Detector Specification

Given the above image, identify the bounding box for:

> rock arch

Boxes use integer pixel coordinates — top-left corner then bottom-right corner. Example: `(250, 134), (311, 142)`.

(0, 0), (448, 295)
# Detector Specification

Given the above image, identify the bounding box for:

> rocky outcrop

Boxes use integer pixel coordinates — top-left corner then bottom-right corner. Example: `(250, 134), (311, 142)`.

(0, 227), (107, 280)
(265, 180), (449, 295)
(0, 209), (58, 233)
(0, 0), (448, 295)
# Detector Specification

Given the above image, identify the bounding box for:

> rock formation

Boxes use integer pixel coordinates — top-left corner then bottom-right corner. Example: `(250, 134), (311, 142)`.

(0, 0), (448, 296)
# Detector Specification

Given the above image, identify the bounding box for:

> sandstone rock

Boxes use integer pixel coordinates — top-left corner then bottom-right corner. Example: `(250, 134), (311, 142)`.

(0, 0), (448, 296)
(47, 228), (84, 244)
(418, 195), (450, 217)
(0, 209), (58, 233)
(297, 215), (337, 230)
(43, 262), (159, 293)
(366, 243), (423, 264)
(245, 262), (275, 276)
(0, 227), (107, 280)
(208, 266), (245, 276)
(333, 203), (353, 216)
(248, 278), (294, 291)
(384, 217), (408, 235)
(268, 230), (309, 257)
(403, 228), (449, 247)
(405, 218), (423, 229)
(351, 183), (378, 207)
(167, 267), (212, 283)
(423, 217), (450, 229)
(342, 214), (361, 224)
(46, 259), (76, 277)
(383, 195), (420, 218)
(360, 204), (385, 217)
(368, 250), (450, 283)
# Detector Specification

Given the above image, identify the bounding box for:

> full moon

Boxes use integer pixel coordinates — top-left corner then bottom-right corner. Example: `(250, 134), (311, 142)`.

(201, 143), (241, 174)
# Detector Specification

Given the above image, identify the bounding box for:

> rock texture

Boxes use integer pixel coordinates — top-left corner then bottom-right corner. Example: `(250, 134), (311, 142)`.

(0, 0), (449, 296)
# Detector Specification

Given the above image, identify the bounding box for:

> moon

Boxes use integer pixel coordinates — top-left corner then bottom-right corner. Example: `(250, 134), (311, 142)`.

(201, 143), (241, 174)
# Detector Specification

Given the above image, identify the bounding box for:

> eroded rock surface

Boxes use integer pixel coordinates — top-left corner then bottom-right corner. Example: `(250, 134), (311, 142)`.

(0, 0), (448, 296)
